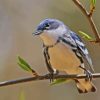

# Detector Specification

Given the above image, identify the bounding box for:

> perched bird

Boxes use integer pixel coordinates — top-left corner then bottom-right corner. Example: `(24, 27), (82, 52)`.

(33, 18), (96, 93)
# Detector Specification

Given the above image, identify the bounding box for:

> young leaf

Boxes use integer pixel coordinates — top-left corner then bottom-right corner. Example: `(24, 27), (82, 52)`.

(50, 78), (72, 86)
(18, 56), (32, 72)
(91, 0), (96, 6)
(78, 31), (93, 41)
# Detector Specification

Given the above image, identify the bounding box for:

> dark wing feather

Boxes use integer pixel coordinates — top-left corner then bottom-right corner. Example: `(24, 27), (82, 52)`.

(60, 30), (94, 73)
(70, 31), (94, 72)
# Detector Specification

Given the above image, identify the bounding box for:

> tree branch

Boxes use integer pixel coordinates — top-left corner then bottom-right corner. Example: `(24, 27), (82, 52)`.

(72, 0), (100, 43)
(0, 73), (100, 87)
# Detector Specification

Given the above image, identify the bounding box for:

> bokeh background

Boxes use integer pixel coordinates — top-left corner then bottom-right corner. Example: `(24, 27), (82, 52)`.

(0, 0), (100, 100)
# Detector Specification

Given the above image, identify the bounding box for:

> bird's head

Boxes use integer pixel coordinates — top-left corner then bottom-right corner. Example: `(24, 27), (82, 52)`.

(33, 18), (68, 45)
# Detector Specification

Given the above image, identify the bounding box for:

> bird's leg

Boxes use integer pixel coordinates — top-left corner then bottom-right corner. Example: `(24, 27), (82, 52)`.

(79, 66), (93, 81)
(43, 44), (59, 82)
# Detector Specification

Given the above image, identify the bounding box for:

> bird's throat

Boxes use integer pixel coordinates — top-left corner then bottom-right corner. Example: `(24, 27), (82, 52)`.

(40, 32), (57, 46)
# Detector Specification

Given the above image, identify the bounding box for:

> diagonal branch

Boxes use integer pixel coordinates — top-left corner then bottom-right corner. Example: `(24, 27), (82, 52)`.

(0, 73), (100, 87)
(72, 0), (100, 43)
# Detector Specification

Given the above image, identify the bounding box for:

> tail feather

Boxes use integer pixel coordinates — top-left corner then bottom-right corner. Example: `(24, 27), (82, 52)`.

(75, 79), (96, 93)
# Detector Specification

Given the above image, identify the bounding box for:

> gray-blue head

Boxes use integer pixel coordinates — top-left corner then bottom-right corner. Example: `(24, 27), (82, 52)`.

(33, 18), (68, 45)
(33, 18), (67, 36)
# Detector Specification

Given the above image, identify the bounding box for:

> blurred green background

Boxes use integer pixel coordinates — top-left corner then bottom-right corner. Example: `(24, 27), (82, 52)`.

(0, 0), (100, 100)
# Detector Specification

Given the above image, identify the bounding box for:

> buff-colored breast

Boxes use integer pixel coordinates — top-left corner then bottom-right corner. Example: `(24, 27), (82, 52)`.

(40, 32), (82, 74)
(48, 43), (81, 73)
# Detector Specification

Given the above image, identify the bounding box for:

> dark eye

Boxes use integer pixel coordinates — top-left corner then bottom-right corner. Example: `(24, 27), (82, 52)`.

(45, 23), (50, 29)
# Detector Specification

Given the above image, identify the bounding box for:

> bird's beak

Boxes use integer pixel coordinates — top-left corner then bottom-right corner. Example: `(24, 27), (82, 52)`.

(32, 30), (43, 36)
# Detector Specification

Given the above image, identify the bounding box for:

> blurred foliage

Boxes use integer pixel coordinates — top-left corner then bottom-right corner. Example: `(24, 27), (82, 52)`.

(90, 0), (96, 6)
(50, 79), (72, 86)
(19, 91), (26, 100)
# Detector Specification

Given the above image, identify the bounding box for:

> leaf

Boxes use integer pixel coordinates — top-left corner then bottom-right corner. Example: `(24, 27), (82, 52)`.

(78, 31), (93, 41)
(19, 91), (26, 100)
(91, 0), (96, 6)
(50, 78), (72, 86)
(18, 56), (32, 72)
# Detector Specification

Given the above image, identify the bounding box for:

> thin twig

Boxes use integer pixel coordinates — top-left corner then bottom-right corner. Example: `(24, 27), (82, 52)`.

(72, 0), (100, 43)
(0, 73), (100, 87)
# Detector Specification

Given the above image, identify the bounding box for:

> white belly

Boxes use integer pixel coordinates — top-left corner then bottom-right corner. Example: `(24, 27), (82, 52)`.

(48, 43), (81, 72)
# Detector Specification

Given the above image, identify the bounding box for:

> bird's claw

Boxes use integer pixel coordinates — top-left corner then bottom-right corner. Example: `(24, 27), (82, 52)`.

(85, 70), (93, 81)
(49, 73), (54, 83)
(49, 70), (59, 83)
(79, 66), (93, 81)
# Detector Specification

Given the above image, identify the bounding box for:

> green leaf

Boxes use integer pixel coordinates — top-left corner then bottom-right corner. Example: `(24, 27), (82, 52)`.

(50, 78), (72, 86)
(91, 0), (96, 6)
(78, 31), (93, 41)
(19, 91), (26, 100)
(18, 56), (32, 72)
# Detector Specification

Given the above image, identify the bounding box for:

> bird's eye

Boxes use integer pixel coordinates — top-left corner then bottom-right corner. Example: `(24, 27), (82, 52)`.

(45, 23), (50, 29)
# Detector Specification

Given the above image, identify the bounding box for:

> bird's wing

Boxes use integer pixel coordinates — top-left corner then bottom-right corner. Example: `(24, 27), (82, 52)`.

(60, 30), (94, 73)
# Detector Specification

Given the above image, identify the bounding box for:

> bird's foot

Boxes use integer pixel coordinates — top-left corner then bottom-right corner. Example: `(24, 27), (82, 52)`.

(79, 66), (93, 81)
(49, 70), (59, 83)
(85, 70), (93, 81)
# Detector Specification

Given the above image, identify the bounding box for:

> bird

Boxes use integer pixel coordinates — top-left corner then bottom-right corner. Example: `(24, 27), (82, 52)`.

(33, 18), (96, 93)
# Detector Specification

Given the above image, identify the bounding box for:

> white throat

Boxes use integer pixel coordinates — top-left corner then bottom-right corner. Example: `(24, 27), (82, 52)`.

(40, 25), (67, 45)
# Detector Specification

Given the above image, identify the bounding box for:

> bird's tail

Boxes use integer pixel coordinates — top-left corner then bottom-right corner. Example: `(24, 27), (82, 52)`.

(75, 79), (96, 93)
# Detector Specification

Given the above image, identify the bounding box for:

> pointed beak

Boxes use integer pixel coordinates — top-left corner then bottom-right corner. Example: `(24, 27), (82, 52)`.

(32, 30), (43, 36)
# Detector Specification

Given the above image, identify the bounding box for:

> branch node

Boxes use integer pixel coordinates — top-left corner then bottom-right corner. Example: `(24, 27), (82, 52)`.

(72, 0), (100, 45)
(88, 6), (95, 17)
(31, 69), (39, 77)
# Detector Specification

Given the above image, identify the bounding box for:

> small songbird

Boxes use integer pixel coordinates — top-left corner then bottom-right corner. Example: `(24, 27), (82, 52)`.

(33, 18), (96, 93)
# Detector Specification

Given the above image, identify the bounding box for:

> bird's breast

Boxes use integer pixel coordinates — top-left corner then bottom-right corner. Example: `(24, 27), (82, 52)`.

(48, 43), (81, 71)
